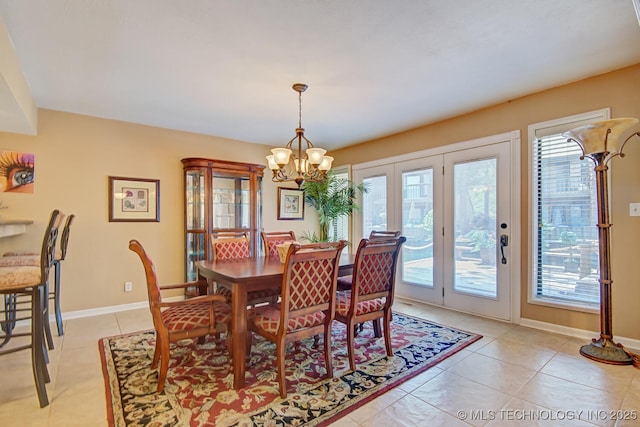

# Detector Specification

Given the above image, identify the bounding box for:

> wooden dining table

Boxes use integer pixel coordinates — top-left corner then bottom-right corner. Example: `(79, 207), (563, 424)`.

(196, 253), (355, 390)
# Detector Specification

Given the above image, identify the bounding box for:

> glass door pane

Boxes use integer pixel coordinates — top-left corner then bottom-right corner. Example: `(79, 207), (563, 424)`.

(186, 169), (205, 230)
(362, 175), (388, 238)
(453, 158), (497, 298)
(401, 168), (434, 287)
(212, 175), (250, 229)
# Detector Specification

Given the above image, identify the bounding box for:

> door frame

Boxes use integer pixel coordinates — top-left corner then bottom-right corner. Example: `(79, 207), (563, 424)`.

(351, 131), (521, 323)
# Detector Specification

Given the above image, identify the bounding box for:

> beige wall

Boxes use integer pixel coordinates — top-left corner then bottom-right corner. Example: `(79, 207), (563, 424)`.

(333, 64), (640, 340)
(0, 109), (317, 312)
(1, 64), (638, 340)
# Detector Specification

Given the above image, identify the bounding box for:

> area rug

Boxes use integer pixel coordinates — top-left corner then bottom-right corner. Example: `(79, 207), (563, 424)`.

(99, 312), (481, 427)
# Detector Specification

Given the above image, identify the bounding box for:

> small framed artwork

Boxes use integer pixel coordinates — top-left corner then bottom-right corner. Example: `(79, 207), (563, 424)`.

(108, 176), (160, 222)
(277, 187), (304, 220)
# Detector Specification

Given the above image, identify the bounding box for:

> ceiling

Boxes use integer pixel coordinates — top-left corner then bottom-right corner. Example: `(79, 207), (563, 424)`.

(1, 0), (640, 151)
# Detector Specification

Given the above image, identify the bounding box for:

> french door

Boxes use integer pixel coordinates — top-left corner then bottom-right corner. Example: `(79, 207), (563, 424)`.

(353, 136), (516, 321)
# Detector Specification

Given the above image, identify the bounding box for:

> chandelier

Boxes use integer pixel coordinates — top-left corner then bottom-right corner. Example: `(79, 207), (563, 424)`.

(266, 83), (333, 188)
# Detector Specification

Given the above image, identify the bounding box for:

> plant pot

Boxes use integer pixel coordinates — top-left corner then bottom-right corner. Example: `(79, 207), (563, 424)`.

(479, 247), (496, 266)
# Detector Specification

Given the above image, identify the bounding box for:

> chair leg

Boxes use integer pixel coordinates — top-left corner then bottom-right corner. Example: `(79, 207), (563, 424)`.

(1, 294), (17, 347)
(32, 286), (49, 407)
(157, 334), (170, 393)
(43, 280), (54, 350)
(276, 339), (287, 398)
(347, 319), (356, 371)
(323, 321), (333, 379)
(372, 318), (382, 338)
(53, 261), (64, 336)
(152, 336), (161, 369)
(383, 313), (393, 357)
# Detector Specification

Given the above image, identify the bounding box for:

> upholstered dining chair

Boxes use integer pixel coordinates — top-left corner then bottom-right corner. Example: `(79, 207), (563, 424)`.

(334, 236), (406, 371)
(260, 230), (297, 256)
(0, 209), (61, 407)
(336, 230), (402, 292)
(368, 230), (403, 240)
(3, 214), (75, 337)
(211, 231), (279, 307)
(129, 239), (232, 393)
(248, 240), (347, 398)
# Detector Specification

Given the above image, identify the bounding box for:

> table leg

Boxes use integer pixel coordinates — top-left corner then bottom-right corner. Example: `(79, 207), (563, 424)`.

(231, 282), (247, 390)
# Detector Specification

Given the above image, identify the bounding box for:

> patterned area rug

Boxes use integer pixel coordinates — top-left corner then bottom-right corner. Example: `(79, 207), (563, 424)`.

(99, 313), (481, 426)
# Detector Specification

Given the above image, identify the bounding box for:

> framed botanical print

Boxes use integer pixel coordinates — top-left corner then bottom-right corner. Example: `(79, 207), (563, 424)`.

(108, 176), (160, 222)
(277, 187), (304, 220)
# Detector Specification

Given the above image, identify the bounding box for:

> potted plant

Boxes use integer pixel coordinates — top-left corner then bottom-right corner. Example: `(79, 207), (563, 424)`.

(301, 171), (368, 242)
(465, 229), (496, 265)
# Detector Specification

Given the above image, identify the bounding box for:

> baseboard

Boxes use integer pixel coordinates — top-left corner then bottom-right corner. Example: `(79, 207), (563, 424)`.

(62, 296), (184, 321)
(43, 298), (640, 353)
(519, 317), (640, 352)
(11, 297), (183, 328)
(394, 296), (640, 352)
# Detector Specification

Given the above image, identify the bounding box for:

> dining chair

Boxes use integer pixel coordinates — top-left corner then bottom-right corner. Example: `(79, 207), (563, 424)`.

(0, 209), (61, 407)
(368, 230), (402, 240)
(129, 239), (232, 393)
(260, 230), (297, 256)
(0, 212), (67, 351)
(336, 230), (402, 291)
(334, 236), (406, 371)
(211, 231), (279, 306)
(248, 240), (347, 398)
(3, 214), (76, 337)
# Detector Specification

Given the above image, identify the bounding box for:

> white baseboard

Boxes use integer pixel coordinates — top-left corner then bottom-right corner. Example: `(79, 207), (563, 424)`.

(62, 296), (184, 321)
(11, 297), (183, 328)
(520, 317), (640, 352)
(394, 296), (640, 352)
(62, 300), (149, 320)
(27, 298), (640, 353)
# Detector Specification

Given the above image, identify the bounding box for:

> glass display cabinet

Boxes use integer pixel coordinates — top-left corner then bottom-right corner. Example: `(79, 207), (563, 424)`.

(182, 157), (264, 283)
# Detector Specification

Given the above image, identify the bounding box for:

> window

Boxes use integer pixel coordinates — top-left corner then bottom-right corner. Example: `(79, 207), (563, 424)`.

(529, 109), (609, 309)
(329, 166), (351, 242)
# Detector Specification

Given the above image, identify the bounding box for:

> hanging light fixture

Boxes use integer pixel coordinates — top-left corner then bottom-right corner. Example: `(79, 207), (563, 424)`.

(266, 83), (333, 188)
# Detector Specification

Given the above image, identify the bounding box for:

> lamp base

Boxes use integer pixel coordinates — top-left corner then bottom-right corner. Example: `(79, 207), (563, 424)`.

(580, 337), (633, 365)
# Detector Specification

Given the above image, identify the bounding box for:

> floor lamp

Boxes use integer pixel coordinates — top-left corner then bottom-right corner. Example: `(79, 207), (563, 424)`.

(564, 118), (640, 365)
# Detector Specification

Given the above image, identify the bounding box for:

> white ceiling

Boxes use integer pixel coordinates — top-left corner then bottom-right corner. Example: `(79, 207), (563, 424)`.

(1, 0), (640, 150)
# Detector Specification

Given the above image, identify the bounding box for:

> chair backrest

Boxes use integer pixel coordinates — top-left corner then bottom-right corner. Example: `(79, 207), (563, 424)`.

(369, 230), (402, 240)
(279, 240), (347, 326)
(350, 236), (406, 305)
(40, 210), (63, 279)
(211, 231), (250, 260)
(128, 239), (163, 331)
(58, 214), (75, 260)
(261, 230), (297, 256)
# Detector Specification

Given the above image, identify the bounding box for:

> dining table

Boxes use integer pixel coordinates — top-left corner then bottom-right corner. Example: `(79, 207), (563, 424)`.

(196, 252), (355, 390)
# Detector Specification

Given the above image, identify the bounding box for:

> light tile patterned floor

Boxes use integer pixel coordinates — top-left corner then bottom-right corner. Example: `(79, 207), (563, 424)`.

(1, 298), (639, 426)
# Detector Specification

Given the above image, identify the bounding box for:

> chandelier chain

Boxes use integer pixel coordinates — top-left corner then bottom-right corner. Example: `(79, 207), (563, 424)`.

(298, 89), (303, 129)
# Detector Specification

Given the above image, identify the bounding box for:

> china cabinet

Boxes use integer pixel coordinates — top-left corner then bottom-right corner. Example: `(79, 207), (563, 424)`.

(182, 158), (264, 282)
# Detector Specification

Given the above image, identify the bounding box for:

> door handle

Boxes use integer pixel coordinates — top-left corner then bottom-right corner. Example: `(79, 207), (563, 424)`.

(500, 235), (508, 264)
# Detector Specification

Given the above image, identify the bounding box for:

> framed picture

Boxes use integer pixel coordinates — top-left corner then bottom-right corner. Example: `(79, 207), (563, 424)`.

(108, 176), (160, 222)
(277, 187), (304, 220)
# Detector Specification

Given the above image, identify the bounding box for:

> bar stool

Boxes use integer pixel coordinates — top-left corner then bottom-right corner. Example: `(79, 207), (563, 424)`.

(0, 209), (61, 407)
(2, 213), (73, 338)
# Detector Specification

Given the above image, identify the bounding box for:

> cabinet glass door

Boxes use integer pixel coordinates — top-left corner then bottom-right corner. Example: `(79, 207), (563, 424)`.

(186, 169), (206, 281)
(212, 175), (250, 229)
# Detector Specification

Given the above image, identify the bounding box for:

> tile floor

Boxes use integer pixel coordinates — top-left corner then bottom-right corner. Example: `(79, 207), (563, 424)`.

(1, 298), (639, 426)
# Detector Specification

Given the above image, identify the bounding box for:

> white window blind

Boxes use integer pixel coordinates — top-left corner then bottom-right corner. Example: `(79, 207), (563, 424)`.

(533, 133), (600, 306)
(328, 168), (350, 242)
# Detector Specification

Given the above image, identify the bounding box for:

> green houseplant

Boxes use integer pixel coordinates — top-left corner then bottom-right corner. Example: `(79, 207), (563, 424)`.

(301, 171), (368, 242)
(465, 229), (496, 265)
